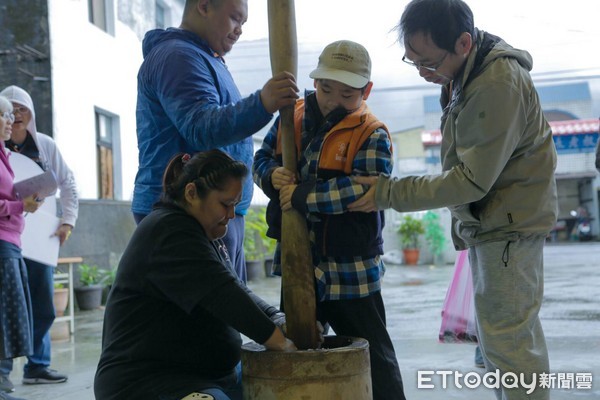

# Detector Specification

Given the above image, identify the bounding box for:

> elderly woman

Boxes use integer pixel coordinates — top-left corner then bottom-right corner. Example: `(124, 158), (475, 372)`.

(94, 150), (296, 400)
(0, 95), (42, 400)
(0, 85), (78, 387)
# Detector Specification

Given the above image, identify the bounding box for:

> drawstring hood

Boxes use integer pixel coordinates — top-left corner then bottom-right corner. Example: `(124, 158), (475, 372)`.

(0, 85), (43, 165)
(0, 85), (39, 141)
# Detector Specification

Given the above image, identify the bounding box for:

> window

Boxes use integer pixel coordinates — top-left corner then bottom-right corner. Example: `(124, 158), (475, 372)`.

(88, 0), (115, 35)
(94, 108), (122, 200)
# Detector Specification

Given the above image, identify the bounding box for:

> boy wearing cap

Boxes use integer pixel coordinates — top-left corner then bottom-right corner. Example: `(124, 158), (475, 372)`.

(253, 40), (405, 400)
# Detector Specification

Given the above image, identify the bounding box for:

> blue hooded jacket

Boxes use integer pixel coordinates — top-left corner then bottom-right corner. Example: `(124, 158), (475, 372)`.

(132, 28), (273, 215)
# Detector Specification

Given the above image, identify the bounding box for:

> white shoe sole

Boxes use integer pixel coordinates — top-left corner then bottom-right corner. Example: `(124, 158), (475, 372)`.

(22, 378), (67, 384)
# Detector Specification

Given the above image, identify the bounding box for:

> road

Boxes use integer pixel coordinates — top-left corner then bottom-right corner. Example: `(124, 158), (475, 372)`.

(9, 242), (599, 399)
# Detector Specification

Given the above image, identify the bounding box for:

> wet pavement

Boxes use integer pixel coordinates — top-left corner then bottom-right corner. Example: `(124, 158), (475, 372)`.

(7, 242), (600, 399)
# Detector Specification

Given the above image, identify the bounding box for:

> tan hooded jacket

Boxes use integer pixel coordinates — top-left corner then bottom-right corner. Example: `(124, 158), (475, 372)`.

(375, 31), (558, 249)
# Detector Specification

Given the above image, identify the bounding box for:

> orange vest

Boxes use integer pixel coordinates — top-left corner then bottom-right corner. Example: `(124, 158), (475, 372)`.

(275, 99), (392, 174)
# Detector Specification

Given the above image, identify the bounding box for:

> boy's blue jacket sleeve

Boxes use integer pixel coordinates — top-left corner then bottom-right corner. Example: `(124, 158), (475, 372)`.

(253, 117), (282, 200)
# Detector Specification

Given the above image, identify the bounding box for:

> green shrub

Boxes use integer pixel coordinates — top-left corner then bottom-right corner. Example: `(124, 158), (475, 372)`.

(78, 263), (102, 286)
(100, 267), (117, 287)
(244, 207), (277, 261)
(423, 211), (446, 257)
(397, 215), (425, 249)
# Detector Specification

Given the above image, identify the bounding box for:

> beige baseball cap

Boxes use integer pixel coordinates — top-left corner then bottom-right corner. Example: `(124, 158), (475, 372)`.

(309, 40), (371, 89)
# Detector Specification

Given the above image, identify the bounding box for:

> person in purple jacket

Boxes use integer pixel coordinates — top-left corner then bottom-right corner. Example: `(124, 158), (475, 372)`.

(0, 95), (42, 400)
(133, 0), (299, 283)
(0, 85), (79, 391)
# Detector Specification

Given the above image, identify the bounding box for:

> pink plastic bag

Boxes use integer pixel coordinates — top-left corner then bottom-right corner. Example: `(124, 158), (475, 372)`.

(439, 250), (478, 343)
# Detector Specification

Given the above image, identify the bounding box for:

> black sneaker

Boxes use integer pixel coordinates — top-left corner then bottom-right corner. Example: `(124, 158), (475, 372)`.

(0, 376), (14, 393)
(0, 390), (26, 400)
(22, 368), (67, 384)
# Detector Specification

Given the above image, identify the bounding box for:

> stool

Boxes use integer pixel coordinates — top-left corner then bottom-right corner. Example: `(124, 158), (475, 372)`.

(53, 257), (82, 336)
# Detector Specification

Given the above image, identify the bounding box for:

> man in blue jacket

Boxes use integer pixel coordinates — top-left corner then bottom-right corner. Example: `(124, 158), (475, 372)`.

(133, 0), (298, 282)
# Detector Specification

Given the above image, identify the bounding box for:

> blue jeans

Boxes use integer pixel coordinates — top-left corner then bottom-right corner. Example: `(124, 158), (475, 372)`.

(158, 363), (243, 400)
(0, 259), (54, 376)
(220, 215), (246, 283)
(158, 388), (235, 400)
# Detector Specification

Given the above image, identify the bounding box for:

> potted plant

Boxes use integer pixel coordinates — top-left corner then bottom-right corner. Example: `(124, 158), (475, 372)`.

(262, 236), (277, 278)
(423, 210), (447, 265)
(244, 207), (277, 279)
(397, 215), (425, 265)
(51, 282), (71, 342)
(74, 263), (104, 310)
(100, 266), (117, 304)
(53, 282), (69, 317)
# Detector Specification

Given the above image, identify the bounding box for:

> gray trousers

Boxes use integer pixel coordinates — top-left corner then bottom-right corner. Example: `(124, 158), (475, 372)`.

(469, 236), (549, 400)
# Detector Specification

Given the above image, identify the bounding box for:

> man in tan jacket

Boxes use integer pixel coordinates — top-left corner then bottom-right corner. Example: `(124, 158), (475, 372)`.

(350, 1), (557, 399)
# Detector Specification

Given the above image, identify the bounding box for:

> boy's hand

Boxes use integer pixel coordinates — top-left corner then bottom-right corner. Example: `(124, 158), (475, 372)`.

(348, 176), (379, 212)
(271, 167), (296, 190)
(279, 184), (297, 211)
(260, 71), (299, 114)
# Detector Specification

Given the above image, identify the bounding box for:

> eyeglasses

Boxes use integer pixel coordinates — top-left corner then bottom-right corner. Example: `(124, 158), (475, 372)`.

(1, 111), (15, 123)
(402, 52), (449, 73)
(12, 105), (29, 114)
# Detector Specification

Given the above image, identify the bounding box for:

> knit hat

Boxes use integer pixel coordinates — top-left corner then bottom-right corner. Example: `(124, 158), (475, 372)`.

(309, 40), (371, 89)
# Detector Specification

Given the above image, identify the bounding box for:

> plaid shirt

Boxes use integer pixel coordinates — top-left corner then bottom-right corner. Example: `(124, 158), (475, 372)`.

(253, 93), (393, 301)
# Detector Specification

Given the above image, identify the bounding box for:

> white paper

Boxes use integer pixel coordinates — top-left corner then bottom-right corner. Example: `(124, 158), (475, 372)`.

(21, 210), (61, 266)
(9, 153), (60, 264)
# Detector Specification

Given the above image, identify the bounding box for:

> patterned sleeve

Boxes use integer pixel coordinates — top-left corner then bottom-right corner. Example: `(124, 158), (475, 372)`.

(306, 127), (393, 215)
(252, 120), (281, 200)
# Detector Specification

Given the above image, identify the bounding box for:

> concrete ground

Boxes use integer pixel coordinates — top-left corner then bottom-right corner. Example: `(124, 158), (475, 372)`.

(6, 242), (600, 399)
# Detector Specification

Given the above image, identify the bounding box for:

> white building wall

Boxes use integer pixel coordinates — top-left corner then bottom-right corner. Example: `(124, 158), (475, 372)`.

(47, 0), (183, 201)
(546, 99), (592, 119)
(556, 152), (598, 176)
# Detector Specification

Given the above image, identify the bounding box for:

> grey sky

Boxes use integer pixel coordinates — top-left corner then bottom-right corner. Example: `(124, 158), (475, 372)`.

(237, 0), (600, 87)
(224, 0), (600, 134)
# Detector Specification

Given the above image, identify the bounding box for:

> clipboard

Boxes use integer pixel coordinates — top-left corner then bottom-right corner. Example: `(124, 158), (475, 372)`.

(13, 169), (58, 200)
(9, 153), (60, 265)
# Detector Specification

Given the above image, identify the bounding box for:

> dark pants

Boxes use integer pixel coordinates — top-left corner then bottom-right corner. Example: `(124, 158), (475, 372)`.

(318, 292), (406, 400)
(279, 289), (405, 400)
